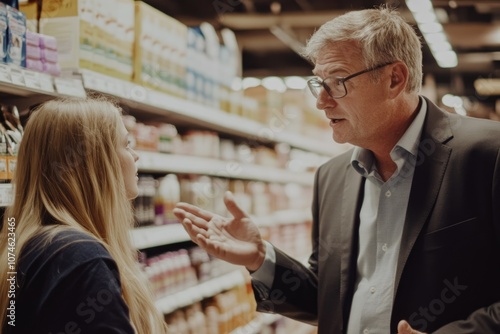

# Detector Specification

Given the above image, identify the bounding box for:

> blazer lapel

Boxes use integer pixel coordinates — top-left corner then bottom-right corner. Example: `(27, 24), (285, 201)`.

(394, 98), (453, 296)
(340, 164), (364, 323)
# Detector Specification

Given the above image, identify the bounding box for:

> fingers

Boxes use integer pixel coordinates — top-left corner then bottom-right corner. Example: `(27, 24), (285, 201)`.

(179, 218), (208, 245)
(175, 202), (214, 221)
(223, 191), (248, 219)
(173, 208), (209, 229)
(397, 320), (424, 334)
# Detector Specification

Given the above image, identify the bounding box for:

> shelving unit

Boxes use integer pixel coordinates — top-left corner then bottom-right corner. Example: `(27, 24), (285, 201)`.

(0, 184), (13, 207)
(131, 209), (312, 249)
(136, 151), (315, 185)
(0, 68), (321, 332)
(155, 269), (246, 314)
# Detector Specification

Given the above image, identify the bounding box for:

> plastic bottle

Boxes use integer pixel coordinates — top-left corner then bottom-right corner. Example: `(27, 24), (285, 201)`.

(156, 174), (180, 224)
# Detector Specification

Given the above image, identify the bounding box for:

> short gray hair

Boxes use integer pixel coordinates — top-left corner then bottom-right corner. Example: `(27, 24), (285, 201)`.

(304, 7), (423, 93)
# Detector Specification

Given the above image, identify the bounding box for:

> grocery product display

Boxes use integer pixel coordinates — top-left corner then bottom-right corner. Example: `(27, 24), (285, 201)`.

(1, 1), (500, 333)
(0, 2), (338, 333)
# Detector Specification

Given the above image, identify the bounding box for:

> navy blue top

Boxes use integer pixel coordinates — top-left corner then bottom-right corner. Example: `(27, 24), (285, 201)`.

(4, 229), (135, 334)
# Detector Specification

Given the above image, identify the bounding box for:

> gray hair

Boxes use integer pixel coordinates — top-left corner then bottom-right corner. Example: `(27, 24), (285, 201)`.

(304, 7), (423, 93)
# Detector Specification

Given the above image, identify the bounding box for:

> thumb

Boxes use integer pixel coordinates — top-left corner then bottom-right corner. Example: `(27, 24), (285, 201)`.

(224, 191), (247, 219)
(397, 320), (416, 334)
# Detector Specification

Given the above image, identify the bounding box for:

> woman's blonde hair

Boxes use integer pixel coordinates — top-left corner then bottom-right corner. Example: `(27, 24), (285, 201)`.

(0, 97), (167, 333)
(304, 6), (423, 93)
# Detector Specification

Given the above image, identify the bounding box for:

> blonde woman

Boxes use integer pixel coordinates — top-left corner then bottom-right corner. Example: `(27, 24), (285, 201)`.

(0, 98), (168, 333)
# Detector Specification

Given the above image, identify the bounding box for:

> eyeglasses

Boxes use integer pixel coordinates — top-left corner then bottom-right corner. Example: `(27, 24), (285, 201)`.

(307, 62), (394, 99)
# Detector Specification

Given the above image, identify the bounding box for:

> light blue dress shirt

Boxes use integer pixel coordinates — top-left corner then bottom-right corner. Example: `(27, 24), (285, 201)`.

(252, 98), (427, 334)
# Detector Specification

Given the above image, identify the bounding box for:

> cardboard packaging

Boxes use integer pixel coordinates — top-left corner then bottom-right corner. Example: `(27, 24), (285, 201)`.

(39, 0), (134, 80)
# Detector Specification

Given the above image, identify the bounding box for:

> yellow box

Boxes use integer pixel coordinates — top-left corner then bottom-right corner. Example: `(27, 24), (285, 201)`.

(0, 156), (8, 180)
(20, 1), (38, 32)
(40, 0), (96, 72)
(6, 155), (16, 180)
(39, 0), (134, 80)
(133, 1), (163, 90)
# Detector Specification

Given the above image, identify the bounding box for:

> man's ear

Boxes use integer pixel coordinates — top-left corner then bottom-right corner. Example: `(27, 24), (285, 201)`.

(389, 62), (409, 97)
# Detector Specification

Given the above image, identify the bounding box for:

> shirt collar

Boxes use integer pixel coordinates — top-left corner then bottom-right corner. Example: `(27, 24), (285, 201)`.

(351, 97), (427, 176)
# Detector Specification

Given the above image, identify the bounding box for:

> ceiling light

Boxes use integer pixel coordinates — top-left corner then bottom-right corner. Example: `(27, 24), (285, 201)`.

(442, 94), (462, 108)
(474, 79), (500, 96)
(242, 77), (262, 89)
(414, 11), (437, 24)
(419, 22), (443, 34)
(262, 76), (287, 92)
(434, 51), (458, 68)
(284, 76), (307, 90)
(405, 0), (457, 68)
(428, 41), (452, 52)
(425, 32), (447, 44)
(406, 0), (433, 13)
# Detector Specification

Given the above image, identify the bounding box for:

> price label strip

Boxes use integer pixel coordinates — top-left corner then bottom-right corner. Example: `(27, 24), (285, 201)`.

(10, 67), (25, 86)
(55, 77), (87, 98)
(23, 70), (41, 90)
(0, 184), (13, 207)
(0, 64), (12, 83)
(39, 73), (55, 93)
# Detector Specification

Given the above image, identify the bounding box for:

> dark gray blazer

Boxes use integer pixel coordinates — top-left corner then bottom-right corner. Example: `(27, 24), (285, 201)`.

(254, 97), (500, 333)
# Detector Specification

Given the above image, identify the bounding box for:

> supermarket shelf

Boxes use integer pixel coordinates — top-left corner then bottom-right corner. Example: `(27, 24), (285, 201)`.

(130, 209), (312, 249)
(155, 269), (246, 314)
(230, 313), (282, 334)
(137, 151), (315, 185)
(254, 209), (312, 227)
(0, 66), (344, 157)
(131, 224), (189, 249)
(79, 69), (342, 157)
(0, 183), (13, 207)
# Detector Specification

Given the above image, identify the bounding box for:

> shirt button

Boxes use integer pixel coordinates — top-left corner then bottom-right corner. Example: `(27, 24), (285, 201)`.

(363, 329), (369, 334)
(385, 190), (392, 197)
(382, 243), (388, 252)
(370, 286), (376, 294)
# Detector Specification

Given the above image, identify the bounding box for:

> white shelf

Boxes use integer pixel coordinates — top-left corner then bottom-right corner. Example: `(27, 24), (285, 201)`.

(0, 67), (346, 156)
(0, 183), (13, 207)
(155, 270), (246, 314)
(130, 209), (312, 249)
(137, 151), (315, 186)
(230, 314), (282, 334)
(253, 209), (312, 227)
(79, 69), (344, 157)
(131, 224), (189, 249)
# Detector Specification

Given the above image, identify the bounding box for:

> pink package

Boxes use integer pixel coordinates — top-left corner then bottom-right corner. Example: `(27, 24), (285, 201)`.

(39, 34), (57, 50)
(40, 48), (58, 63)
(26, 45), (41, 60)
(26, 58), (44, 72)
(26, 31), (40, 47)
(42, 61), (61, 77)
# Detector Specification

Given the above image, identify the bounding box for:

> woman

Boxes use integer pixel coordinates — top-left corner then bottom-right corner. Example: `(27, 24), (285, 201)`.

(0, 97), (168, 333)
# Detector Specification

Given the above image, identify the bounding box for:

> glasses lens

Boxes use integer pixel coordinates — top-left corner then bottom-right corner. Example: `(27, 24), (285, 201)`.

(307, 78), (346, 98)
(324, 77), (346, 98)
(307, 79), (322, 98)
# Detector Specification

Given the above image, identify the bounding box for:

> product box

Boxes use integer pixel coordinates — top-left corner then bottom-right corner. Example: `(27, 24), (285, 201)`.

(133, 1), (164, 90)
(6, 5), (26, 67)
(19, 1), (37, 32)
(94, 0), (134, 80)
(133, 1), (187, 94)
(39, 0), (134, 80)
(0, 3), (7, 63)
(39, 0), (96, 73)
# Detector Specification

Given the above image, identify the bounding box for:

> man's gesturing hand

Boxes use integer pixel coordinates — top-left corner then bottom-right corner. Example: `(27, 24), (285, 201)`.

(173, 191), (266, 272)
(397, 320), (427, 334)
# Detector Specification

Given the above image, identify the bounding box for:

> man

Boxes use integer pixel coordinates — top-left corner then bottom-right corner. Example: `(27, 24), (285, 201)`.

(173, 7), (500, 334)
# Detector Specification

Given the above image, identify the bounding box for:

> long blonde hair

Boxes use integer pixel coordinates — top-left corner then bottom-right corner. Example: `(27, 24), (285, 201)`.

(0, 97), (167, 333)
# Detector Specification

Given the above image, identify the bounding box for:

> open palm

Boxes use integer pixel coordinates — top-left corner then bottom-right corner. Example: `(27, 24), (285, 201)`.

(173, 191), (266, 271)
